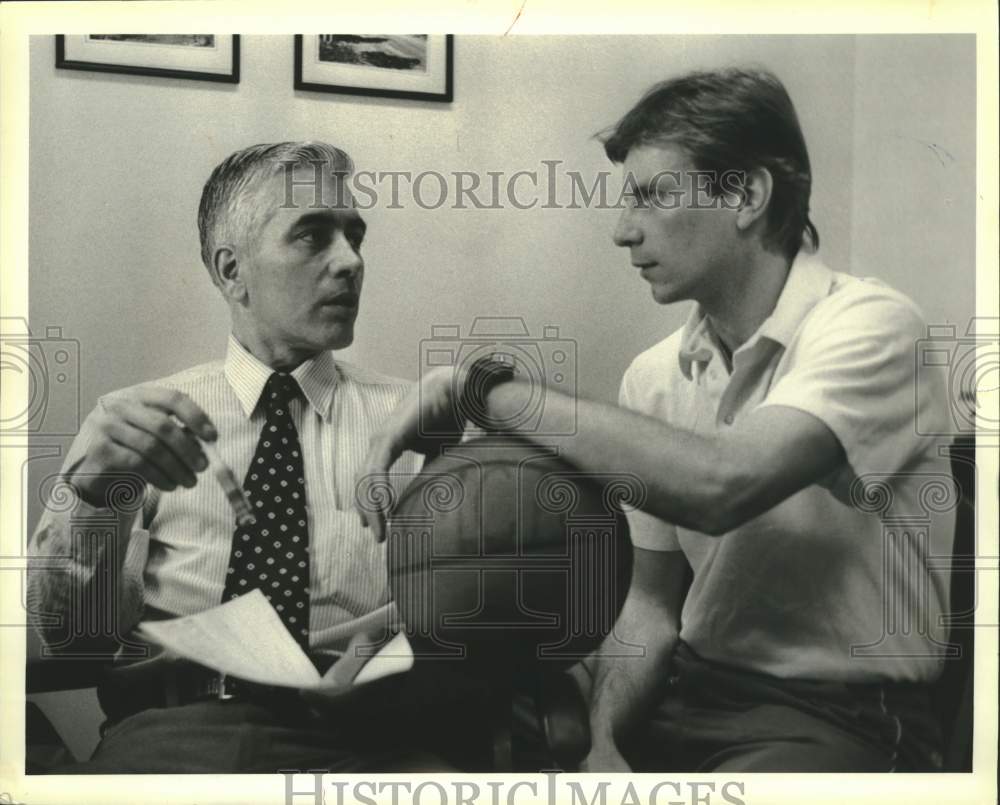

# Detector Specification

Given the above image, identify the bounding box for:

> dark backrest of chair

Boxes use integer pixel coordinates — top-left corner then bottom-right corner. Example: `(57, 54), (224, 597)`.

(932, 435), (976, 771)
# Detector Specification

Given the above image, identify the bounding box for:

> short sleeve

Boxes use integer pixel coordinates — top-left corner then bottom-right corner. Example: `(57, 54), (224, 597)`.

(759, 287), (950, 480)
(618, 365), (683, 552)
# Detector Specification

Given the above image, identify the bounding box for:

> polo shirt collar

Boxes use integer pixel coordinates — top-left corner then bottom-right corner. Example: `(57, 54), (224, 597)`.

(677, 251), (835, 380)
(224, 334), (338, 420)
(677, 313), (718, 380)
(755, 252), (835, 348)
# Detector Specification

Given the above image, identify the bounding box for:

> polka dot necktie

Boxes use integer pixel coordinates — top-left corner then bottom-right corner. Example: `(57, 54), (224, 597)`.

(222, 372), (311, 650)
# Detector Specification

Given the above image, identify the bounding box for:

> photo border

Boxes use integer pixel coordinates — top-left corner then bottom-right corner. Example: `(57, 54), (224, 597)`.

(1, 3), (996, 804)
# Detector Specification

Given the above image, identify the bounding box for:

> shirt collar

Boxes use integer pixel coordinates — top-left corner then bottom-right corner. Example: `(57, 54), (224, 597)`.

(677, 251), (835, 380)
(224, 334), (339, 420)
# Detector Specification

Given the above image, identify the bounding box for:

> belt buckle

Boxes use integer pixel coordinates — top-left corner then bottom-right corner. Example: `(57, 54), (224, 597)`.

(209, 672), (236, 701)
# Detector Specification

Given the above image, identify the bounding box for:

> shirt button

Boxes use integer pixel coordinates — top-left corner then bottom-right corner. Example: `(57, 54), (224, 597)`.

(723, 414), (734, 425)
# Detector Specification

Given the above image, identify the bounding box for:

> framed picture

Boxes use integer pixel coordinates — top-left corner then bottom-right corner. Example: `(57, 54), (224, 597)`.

(55, 35), (240, 83)
(295, 35), (453, 102)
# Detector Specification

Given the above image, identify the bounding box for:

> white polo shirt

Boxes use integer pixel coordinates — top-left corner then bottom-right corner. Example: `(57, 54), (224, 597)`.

(620, 253), (956, 683)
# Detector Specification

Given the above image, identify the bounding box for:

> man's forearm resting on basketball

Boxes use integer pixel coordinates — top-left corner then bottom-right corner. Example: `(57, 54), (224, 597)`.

(361, 371), (845, 541)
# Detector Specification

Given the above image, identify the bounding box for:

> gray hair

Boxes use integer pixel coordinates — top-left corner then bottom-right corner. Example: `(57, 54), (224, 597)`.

(197, 141), (354, 276)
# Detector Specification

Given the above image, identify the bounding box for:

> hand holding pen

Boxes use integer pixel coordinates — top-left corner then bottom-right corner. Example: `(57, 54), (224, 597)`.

(66, 387), (219, 508)
(66, 386), (254, 525)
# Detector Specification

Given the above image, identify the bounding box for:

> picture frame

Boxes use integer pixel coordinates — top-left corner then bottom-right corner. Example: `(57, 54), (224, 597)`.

(294, 35), (453, 102)
(55, 35), (240, 84)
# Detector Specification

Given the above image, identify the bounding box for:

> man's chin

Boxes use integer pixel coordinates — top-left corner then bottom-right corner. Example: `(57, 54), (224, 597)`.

(313, 321), (356, 351)
(650, 284), (678, 305)
(326, 329), (355, 351)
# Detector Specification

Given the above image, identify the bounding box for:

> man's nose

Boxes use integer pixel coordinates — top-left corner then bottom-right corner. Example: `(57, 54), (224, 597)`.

(612, 208), (642, 248)
(327, 233), (363, 277)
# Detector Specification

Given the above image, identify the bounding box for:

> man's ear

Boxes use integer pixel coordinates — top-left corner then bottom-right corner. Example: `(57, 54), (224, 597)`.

(734, 166), (774, 233)
(211, 245), (246, 302)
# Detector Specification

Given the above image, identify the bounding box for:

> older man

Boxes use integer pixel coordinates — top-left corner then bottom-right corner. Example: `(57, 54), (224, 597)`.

(28, 141), (486, 773)
(358, 68), (955, 772)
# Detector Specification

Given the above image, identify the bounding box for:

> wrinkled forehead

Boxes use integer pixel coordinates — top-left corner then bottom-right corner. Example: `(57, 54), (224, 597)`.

(236, 162), (359, 239)
(263, 160), (357, 213)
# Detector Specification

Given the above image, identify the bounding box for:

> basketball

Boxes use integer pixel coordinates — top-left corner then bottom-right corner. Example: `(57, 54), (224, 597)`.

(387, 436), (635, 673)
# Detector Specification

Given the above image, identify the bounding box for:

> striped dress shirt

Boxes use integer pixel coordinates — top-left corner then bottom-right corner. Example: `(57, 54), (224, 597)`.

(28, 335), (422, 653)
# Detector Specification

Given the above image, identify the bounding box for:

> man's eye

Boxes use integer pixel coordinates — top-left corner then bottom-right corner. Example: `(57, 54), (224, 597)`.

(297, 229), (329, 247)
(626, 193), (649, 210)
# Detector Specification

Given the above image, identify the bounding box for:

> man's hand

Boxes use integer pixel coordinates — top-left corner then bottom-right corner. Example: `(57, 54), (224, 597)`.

(580, 739), (632, 772)
(581, 549), (685, 775)
(68, 387), (218, 506)
(355, 366), (466, 542)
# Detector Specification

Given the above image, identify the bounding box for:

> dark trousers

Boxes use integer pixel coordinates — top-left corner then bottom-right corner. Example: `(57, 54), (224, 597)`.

(626, 642), (945, 773)
(71, 700), (460, 774)
(59, 660), (499, 774)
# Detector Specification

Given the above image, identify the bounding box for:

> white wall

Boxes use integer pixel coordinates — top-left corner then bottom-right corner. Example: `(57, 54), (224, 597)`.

(25, 34), (975, 761)
(850, 35), (976, 329)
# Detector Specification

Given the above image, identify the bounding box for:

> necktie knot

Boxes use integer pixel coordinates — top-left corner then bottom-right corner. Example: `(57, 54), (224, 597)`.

(264, 372), (301, 411)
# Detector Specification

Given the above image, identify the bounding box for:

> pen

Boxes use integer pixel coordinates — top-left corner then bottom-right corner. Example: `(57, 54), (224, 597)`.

(201, 439), (256, 526)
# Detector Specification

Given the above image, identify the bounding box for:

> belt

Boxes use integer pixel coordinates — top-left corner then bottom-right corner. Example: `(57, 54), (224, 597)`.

(96, 656), (333, 726)
(164, 665), (303, 706)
